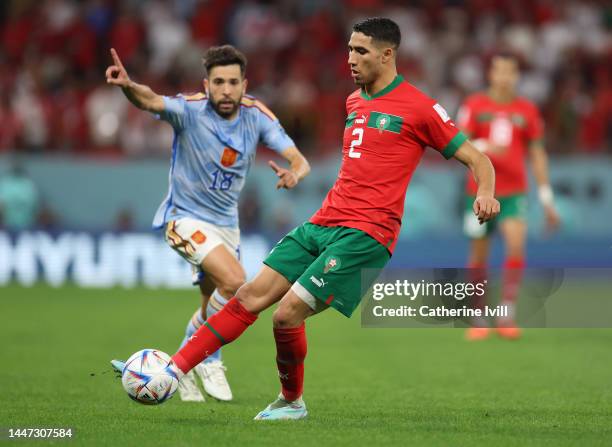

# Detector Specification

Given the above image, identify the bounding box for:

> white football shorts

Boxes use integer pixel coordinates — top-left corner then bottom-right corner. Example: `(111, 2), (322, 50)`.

(164, 217), (240, 284)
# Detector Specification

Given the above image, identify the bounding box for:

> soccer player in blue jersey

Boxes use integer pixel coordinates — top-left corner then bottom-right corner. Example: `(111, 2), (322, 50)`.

(105, 45), (310, 402)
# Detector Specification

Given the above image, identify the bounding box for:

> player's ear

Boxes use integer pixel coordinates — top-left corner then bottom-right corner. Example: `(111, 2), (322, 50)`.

(203, 78), (209, 96)
(242, 78), (248, 96)
(381, 47), (394, 64)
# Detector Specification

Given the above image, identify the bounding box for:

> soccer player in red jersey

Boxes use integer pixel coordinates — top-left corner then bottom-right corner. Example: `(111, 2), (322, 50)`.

(458, 54), (560, 341)
(162, 17), (499, 419)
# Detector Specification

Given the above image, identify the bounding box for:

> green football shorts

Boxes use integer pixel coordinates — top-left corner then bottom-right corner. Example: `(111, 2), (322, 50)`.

(463, 194), (527, 238)
(263, 222), (390, 317)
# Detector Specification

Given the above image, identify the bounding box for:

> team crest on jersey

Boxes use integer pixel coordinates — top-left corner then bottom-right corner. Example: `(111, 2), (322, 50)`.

(323, 256), (341, 273)
(221, 147), (239, 167)
(367, 112), (403, 134)
(376, 114), (391, 134)
(510, 113), (527, 128)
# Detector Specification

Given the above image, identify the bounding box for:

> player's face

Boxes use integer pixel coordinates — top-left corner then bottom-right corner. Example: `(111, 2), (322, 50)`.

(204, 64), (247, 119)
(488, 57), (519, 92)
(347, 32), (384, 86)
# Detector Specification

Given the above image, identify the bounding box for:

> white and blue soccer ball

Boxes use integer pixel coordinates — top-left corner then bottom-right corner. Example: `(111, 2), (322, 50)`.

(121, 349), (179, 405)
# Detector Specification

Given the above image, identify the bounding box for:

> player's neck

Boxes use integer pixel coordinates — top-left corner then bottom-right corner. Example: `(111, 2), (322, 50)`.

(488, 88), (515, 104)
(364, 70), (398, 98)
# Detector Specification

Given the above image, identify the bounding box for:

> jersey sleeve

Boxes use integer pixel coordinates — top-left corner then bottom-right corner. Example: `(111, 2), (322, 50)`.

(256, 101), (295, 153)
(456, 98), (477, 137)
(415, 102), (468, 159)
(526, 102), (544, 146)
(158, 95), (189, 130)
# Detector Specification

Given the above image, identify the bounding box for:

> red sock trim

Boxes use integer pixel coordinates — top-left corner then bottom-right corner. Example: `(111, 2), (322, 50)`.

(504, 257), (525, 269)
(225, 297), (258, 325)
(172, 352), (189, 374)
(467, 261), (487, 269)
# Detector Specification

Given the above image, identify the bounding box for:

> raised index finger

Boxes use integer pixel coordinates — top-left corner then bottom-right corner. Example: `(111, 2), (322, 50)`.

(268, 160), (281, 174)
(110, 48), (124, 69)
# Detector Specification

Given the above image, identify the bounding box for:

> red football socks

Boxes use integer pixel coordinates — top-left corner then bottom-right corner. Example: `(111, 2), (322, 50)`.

(172, 297), (257, 374)
(468, 261), (488, 313)
(274, 323), (307, 402)
(502, 257), (525, 303)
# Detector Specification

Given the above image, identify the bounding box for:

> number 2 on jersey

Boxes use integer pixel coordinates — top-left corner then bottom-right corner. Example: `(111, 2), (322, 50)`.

(348, 116), (366, 159)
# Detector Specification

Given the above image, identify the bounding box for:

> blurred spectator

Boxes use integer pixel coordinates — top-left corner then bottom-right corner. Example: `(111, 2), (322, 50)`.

(238, 188), (262, 232)
(0, 161), (39, 230)
(114, 207), (135, 232)
(36, 202), (60, 232)
(0, 0), (609, 157)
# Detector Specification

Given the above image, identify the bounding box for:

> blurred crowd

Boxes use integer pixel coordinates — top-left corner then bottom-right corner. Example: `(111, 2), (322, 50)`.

(0, 0), (610, 158)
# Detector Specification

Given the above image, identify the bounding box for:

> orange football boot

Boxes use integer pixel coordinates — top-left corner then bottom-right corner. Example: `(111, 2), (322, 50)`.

(465, 327), (491, 341)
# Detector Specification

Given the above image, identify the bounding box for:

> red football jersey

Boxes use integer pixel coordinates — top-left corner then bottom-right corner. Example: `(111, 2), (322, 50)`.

(310, 75), (466, 253)
(458, 93), (544, 196)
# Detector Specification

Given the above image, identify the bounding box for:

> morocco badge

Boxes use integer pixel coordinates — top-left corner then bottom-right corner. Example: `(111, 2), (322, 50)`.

(323, 256), (340, 273)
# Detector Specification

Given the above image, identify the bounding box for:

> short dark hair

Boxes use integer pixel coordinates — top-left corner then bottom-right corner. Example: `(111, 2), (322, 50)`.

(352, 17), (401, 49)
(203, 45), (247, 77)
(489, 51), (522, 70)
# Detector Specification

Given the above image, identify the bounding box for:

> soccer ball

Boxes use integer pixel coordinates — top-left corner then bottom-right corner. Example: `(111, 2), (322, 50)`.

(121, 349), (179, 405)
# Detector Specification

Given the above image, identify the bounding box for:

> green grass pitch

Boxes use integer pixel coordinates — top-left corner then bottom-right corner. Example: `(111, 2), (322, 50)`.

(1, 284), (611, 446)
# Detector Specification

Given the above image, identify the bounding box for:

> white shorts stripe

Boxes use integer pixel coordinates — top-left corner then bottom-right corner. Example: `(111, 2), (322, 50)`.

(291, 282), (317, 311)
(291, 282), (329, 314)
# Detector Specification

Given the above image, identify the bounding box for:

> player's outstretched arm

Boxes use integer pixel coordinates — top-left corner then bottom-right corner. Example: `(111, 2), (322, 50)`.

(530, 143), (560, 231)
(268, 147), (311, 190)
(105, 48), (165, 113)
(454, 140), (500, 224)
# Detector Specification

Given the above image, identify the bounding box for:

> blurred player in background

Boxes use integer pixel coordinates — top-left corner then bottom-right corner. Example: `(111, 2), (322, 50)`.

(105, 45), (310, 401)
(163, 17), (500, 420)
(458, 54), (560, 341)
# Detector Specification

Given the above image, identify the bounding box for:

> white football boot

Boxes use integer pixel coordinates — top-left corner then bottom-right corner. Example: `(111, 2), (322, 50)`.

(254, 394), (308, 420)
(177, 370), (206, 402)
(195, 360), (233, 401)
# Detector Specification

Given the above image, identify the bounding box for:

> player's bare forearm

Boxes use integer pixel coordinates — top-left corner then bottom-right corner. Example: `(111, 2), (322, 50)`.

(530, 143), (559, 228)
(472, 153), (495, 198)
(121, 80), (165, 113)
(283, 147), (311, 181)
(530, 143), (551, 188)
(453, 140), (500, 222)
(454, 141), (494, 197)
(105, 48), (164, 113)
(269, 147), (310, 189)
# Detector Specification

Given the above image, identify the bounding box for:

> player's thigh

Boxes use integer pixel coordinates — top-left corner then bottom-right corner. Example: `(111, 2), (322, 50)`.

(263, 223), (319, 285)
(238, 224), (321, 315)
(499, 218), (527, 259)
(236, 265), (292, 314)
(165, 217), (245, 293)
(295, 229), (390, 318)
(201, 244), (246, 293)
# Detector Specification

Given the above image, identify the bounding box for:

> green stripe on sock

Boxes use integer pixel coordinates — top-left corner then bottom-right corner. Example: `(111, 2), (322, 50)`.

(204, 321), (226, 344)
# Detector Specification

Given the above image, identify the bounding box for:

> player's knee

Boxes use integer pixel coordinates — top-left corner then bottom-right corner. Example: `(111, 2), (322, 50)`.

(218, 273), (246, 298)
(234, 282), (260, 313)
(272, 303), (303, 329)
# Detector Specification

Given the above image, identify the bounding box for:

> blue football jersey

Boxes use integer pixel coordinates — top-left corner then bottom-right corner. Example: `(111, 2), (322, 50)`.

(153, 93), (295, 229)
